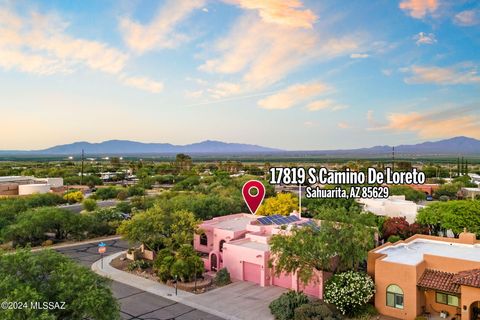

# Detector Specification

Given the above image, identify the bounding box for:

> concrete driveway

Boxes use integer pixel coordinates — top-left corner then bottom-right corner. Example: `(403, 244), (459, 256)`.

(57, 240), (223, 320)
(184, 281), (286, 320)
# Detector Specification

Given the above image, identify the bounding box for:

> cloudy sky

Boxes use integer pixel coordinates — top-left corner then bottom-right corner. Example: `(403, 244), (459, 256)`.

(1, 0), (479, 150)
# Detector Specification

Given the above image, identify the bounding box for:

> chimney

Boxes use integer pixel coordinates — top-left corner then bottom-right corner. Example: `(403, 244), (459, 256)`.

(291, 210), (301, 219)
(459, 229), (477, 245)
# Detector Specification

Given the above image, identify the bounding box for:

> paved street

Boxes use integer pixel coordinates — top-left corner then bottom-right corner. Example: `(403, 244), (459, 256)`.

(59, 200), (119, 213)
(55, 239), (224, 320)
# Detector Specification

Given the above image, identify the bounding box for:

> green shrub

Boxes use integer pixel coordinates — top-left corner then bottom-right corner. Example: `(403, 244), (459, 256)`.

(214, 268), (231, 286)
(63, 190), (84, 204)
(294, 301), (340, 320)
(116, 190), (128, 201)
(82, 198), (98, 212)
(127, 259), (151, 271)
(269, 291), (309, 320)
(324, 271), (375, 316)
(387, 235), (401, 243)
(95, 187), (121, 200)
(116, 201), (132, 214)
(127, 186), (145, 197)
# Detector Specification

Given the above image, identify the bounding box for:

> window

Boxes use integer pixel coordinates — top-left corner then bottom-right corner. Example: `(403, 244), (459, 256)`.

(436, 292), (459, 307)
(386, 285), (404, 309)
(219, 240), (226, 252)
(200, 233), (208, 246)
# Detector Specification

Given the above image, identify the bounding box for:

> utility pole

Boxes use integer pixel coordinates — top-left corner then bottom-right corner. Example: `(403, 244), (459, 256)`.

(392, 146), (395, 171)
(80, 149), (85, 185)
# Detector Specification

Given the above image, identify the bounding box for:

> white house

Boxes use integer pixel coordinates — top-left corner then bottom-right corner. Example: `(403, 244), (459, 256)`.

(358, 195), (420, 223)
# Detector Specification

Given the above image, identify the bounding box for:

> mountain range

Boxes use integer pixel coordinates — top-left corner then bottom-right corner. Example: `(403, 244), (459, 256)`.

(1, 136), (479, 156)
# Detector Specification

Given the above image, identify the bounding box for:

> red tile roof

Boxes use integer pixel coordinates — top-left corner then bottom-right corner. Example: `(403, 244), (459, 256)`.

(417, 269), (460, 294)
(453, 269), (480, 289)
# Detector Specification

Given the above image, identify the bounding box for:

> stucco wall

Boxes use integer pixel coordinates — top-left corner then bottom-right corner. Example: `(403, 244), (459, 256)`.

(374, 260), (425, 320)
(460, 286), (480, 320)
(18, 184), (51, 195)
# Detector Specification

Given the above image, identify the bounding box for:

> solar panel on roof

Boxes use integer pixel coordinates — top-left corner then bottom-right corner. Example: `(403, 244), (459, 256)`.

(257, 214), (301, 225)
(286, 215), (299, 223)
(257, 217), (271, 225)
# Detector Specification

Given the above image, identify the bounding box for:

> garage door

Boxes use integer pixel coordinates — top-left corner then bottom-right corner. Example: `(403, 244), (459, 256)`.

(300, 280), (320, 298)
(243, 262), (261, 284)
(273, 272), (292, 289)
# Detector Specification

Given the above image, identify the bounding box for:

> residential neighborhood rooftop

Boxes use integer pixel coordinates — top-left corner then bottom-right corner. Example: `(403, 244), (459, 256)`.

(375, 239), (480, 265)
(208, 215), (257, 231)
(230, 239), (269, 251)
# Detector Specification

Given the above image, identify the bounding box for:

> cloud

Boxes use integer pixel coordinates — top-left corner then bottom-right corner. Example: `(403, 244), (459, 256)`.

(224, 0), (316, 29)
(119, 75), (164, 93)
(369, 106), (480, 139)
(306, 99), (347, 111)
(399, 0), (438, 19)
(0, 9), (128, 75)
(304, 121), (314, 127)
(350, 53), (369, 59)
(337, 122), (350, 129)
(258, 82), (330, 110)
(199, 14), (360, 92)
(404, 64), (480, 85)
(207, 82), (242, 99)
(0, 7), (163, 93)
(413, 32), (437, 45)
(119, 0), (205, 54)
(382, 69), (393, 76)
(454, 9), (480, 26)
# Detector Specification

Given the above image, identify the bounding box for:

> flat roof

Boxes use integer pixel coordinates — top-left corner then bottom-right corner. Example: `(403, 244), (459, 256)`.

(230, 239), (269, 251)
(210, 216), (256, 231)
(0, 176), (34, 183)
(375, 239), (480, 265)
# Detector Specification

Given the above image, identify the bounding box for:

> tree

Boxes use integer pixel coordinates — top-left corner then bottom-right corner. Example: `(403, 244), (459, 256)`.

(0, 249), (120, 320)
(381, 217), (410, 240)
(381, 217), (427, 240)
(257, 193), (298, 216)
(174, 153), (192, 171)
(389, 185), (426, 203)
(269, 208), (376, 284)
(4, 207), (88, 247)
(153, 245), (203, 283)
(302, 197), (360, 218)
(434, 182), (463, 200)
(416, 200), (480, 236)
(168, 210), (201, 250)
(323, 271), (375, 316)
(117, 206), (200, 251)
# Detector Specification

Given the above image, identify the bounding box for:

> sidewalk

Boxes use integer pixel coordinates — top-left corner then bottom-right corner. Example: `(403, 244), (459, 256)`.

(92, 251), (239, 320)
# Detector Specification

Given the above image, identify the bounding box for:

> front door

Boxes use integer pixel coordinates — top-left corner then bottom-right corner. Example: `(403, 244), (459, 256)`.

(472, 301), (480, 320)
(210, 253), (217, 271)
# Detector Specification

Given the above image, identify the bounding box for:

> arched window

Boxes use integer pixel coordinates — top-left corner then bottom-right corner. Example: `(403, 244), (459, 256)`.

(219, 240), (226, 252)
(386, 285), (404, 309)
(200, 233), (208, 246)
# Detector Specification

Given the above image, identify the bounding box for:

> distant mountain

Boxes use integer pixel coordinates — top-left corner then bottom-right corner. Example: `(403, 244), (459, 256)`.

(297, 136), (480, 155)
(1, 136), (479, 156)
(32, 140), (281, 155)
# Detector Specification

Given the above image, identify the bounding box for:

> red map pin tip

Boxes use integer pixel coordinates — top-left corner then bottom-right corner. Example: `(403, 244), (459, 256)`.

(242, 180), (265, 215)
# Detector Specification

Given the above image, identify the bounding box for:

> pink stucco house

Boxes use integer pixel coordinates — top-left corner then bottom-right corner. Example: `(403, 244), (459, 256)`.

(193, 212), (331, 298)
